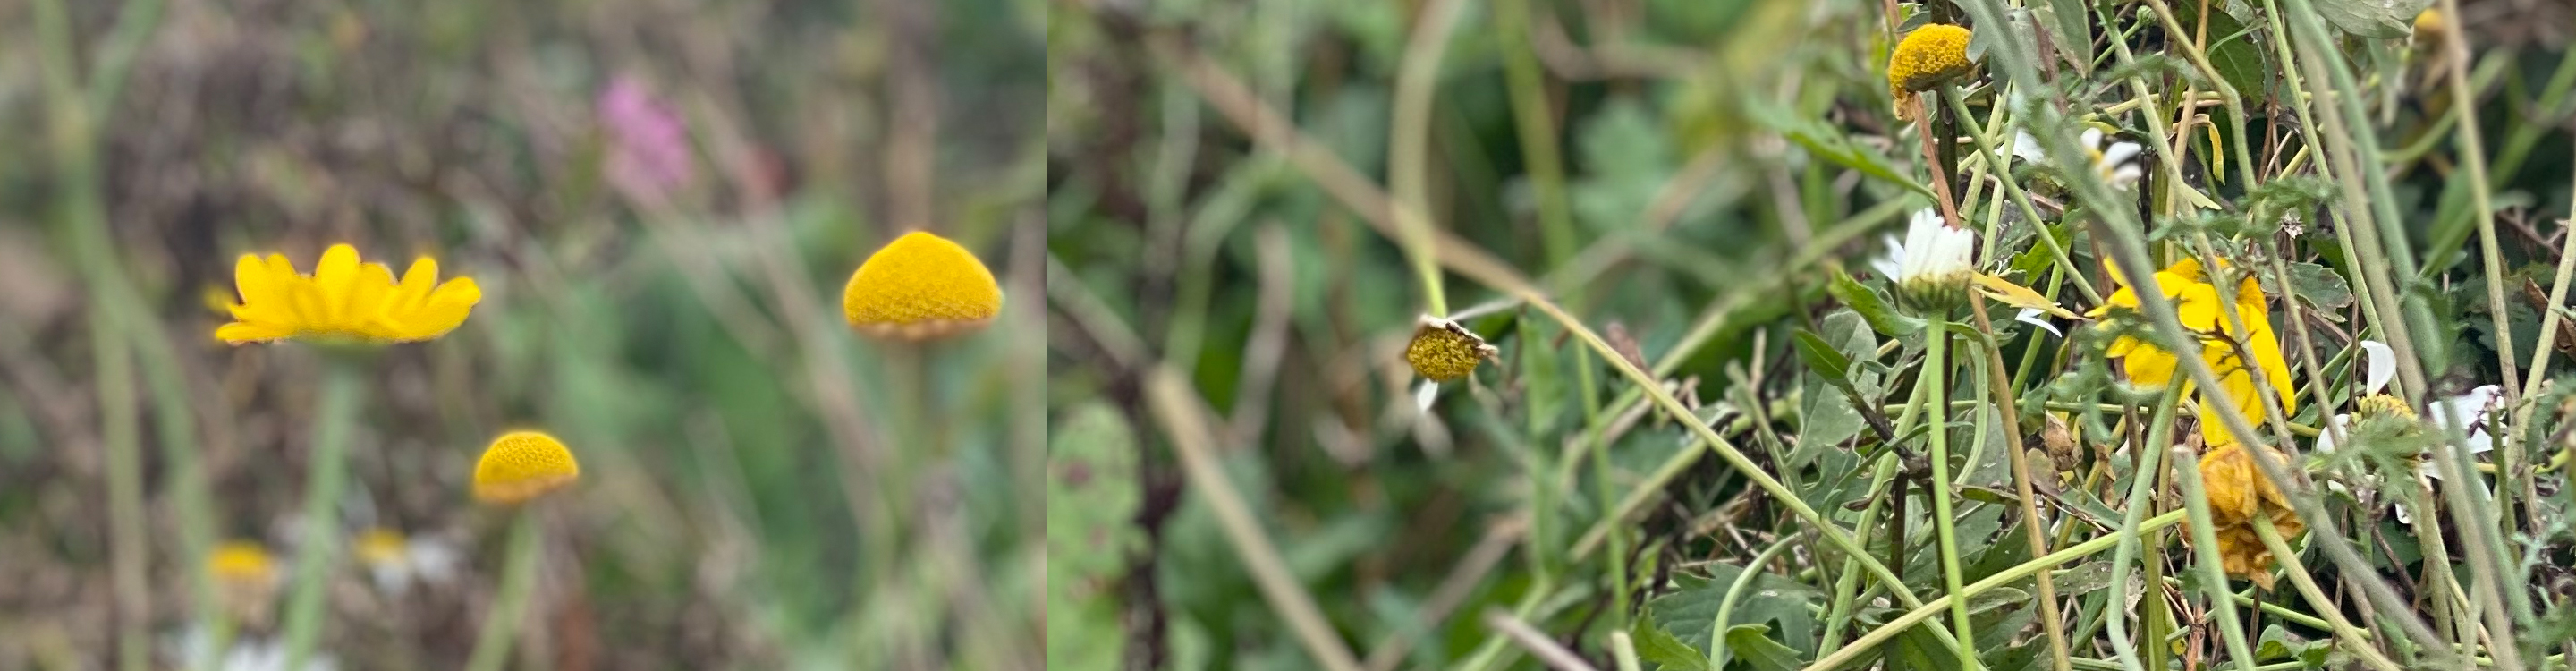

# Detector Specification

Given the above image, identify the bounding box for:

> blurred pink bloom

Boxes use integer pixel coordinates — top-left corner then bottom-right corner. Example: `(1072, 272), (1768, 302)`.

(597, 76), (694, 204)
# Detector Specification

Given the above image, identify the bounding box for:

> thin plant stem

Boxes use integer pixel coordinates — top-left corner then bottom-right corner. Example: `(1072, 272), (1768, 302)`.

(1710, 536), (1801, 667)
(1804, 510), (2192, 671)
(2106, 387), (2181, 671)
(1924, 321), (1980, 670)
(1390, 0), (1469, 317)
(2168, 446), (2262, 670)
(2434, 0), (2526, 540)
(1939, 86), (2102, 304)
(2252, 516), (2406, 671)
(281, 360), (364, 669)
(1494, 0), (1578, 280)
(2520, 156), (2576, 429)
(1965, 302), (2072, 671)
(464, 513), (544, 671)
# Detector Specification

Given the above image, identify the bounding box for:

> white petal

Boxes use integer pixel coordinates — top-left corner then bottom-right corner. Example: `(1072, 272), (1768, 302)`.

(2099, 141), (2144, 168)
(1415, 380), (1441, 413)
(2394, 502), (2413, 524)
(2315, 414), (2352, 454)
(2011, 131), (2046, 163)
(2359, 341), (2395, 395)
(2080, 128), (2106, 151)
(2433, 385), (2502, 454)
(1872, 234), (1903, 279)
(2109, 166), (2143, 189)
(2016, 308), (2063, 337)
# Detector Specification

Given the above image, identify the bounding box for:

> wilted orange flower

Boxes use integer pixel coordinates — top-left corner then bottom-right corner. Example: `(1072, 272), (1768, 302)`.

(472, 430), (580, 505)
(841, 231), (1004, 341)
(216, 243), (480, 344)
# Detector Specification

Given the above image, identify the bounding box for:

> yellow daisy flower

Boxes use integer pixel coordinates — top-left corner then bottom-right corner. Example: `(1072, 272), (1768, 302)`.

(216, 243), (480, 344)
(841, 231), (1004, 341)
(208, 539), (283, 622)
(2089, 257), (2295, 446)
(472, 430), (581, 506)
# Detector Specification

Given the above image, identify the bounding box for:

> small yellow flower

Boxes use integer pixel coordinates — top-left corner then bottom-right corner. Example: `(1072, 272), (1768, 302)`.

(354, 528), (407, 567)
(1888, 24), (1976, 115)
(2412, 8), (2444, 40)
(2089, 257), (2294, 448)
(841, 231), (1004, 341)
(208, 540), (278, 587)
(472, 430), (581, 505)
(208, 539), (282, 622)
(1406, 316), (1496, 383)
(216, 243), (480, 344)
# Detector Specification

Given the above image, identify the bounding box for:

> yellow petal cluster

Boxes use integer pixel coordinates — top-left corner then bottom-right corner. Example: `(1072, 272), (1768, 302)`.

(472, 430), (581, 505)
(1406, 317), (1496, 383)
(207, 540), (279, 586)
(2090, 257), (2302, 586)
(354, 528), (408, 568)
(1888, 24), (1976, 116)
(216, 243), (480, 344)
(2089, 257), (2295, 446)
(842, 231), (1004, 341)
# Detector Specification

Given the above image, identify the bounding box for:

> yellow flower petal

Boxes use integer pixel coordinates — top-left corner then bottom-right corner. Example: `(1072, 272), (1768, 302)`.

(216, 321), (297, 344)
(390, 257), (441, 315)
(313, 244), (362, 325)
(1971, 274), (2080, 319)
(841, 231), (1004, 340)
(472, 430), (580, 505)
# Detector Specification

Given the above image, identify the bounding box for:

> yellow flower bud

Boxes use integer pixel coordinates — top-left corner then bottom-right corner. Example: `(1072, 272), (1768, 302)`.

(472, 430), (581, 505)
(841, 231), (1004, 341)
(1887, 24), (1976, 113)
(1406, 316), (1496, 383)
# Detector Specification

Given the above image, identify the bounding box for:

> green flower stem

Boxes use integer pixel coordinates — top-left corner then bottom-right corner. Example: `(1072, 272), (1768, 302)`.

(280, 360), (363, 670)
(1493, 0), (1577, 280)
(1388, 0), (1467, 317)
(2518, 166), (2576, 444)
(2167, 446), (2261, 671)
(1962, 308), (2072, 671)
(465, 512), (544, 671)
(2105, 387), (2179, 671)
(1806, 509), (2191, 671)
(1923, 322), (1979, 670)
(1818, 368), (1934, 651)
(1710, 536), (1801, 667)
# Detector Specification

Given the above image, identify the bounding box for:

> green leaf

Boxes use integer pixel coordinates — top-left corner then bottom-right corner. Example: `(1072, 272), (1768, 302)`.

(2313, 0), (2432, 38)
(2256, 624), (2332, 666)
(1793, 330), (1856, 391)
(2284, 261), (2356, 310)
(1046, 403), (1142, 669)
(1828, 268), (1926, 338)
(2172, 0), (2274, 108)
(2041, 0), (2094, 75)
(1723, 624), (1805, 671)
(2050, 562), (2117, 595)
(1631, 616), (1712, 671)
(1743, 97), (1937, 200)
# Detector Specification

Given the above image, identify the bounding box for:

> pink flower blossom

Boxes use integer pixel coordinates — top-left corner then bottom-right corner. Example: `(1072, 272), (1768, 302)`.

(597, 76), (694, 204)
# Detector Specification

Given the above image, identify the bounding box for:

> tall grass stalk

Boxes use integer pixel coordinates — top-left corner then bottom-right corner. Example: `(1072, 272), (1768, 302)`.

(1389, 0), (1469, 318)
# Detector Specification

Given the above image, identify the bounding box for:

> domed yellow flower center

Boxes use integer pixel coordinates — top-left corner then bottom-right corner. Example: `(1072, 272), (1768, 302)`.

(473, 430), (581, 505)
(207, 540), (278, 587)
(1887, 24), (1976, 109)
(1406, 318), (1496, 383)
(2354, 393), (2416, 420)
(216, 243), (481, 345)
(841, 231), (1004, 341)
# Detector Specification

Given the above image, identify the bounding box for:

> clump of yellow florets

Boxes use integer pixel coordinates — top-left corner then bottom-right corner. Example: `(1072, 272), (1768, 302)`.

(1888, 24), (1977, 117)
(472, 430), (581, 506)
(1406, 316), (1496, 383)
(842, 231), (1004, 342)
(2193, 443), (2303, 590)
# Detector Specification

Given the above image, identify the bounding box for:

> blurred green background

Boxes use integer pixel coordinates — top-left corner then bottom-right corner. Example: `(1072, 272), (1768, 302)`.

(4, 0), (1044, 668)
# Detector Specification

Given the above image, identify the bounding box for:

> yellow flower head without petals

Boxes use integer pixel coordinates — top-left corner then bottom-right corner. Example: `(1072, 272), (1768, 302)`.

(1887, 24), (1976, 114)
(216, 243), (480, 344)
(841, 231), (1004, 341)
(472, 431), (581, 505)
(1406, 316), (1496, 383)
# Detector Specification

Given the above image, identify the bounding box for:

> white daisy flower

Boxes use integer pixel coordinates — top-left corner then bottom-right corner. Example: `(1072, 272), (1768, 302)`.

(172, 624), (338, 671)
(2012, 128), (2145, 190)
(1888, 208), (1976, 309)
(353, 528), (462, 597)
(2313, 341), (2502, 523)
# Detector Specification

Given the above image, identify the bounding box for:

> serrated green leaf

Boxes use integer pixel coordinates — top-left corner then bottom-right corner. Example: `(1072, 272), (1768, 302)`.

(2284, 261), (2356, 310)
(1631, 616), (1712, 671)
(1724, 624), (1805, 671)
